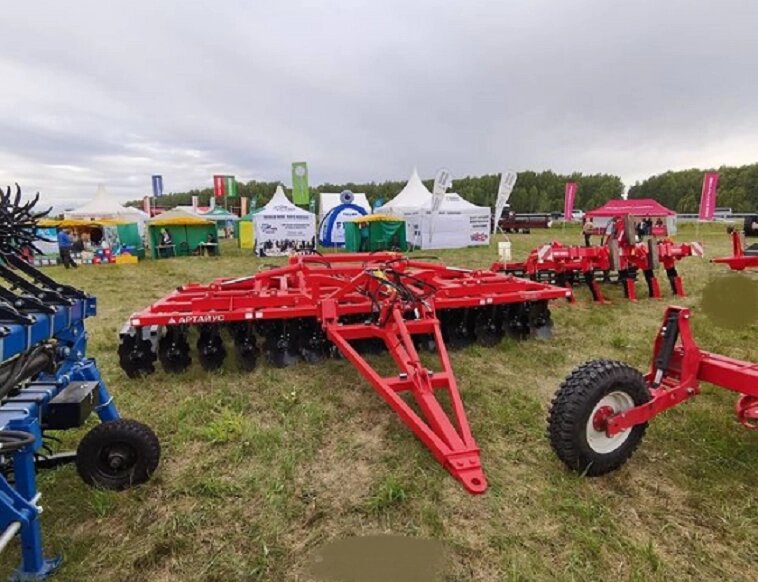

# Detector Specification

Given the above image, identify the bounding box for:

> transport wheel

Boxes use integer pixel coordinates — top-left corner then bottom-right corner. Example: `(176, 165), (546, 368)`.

(118, 335), (156, 378)
(76, 419), (160, 490)
(547, 360), (650, 476)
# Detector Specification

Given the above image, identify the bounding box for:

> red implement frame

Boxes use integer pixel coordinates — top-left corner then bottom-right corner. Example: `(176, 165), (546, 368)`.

(603, 306), (758, 436)
(130, 253), (570, 327)
(712, 231), (758, 271)
(127, 253), (571, 493)
(494, 239), (702, 303)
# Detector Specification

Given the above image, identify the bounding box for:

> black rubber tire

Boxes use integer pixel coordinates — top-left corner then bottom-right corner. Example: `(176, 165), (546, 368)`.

(547, 359), (651, 476)
(76, 419), (160, 490)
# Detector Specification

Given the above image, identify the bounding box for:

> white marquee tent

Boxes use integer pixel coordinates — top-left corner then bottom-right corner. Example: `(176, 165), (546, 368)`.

(413, 193), (491, 249)
(375, 170), (490, 249)
(65, 184), (149, 233)
(374, 169), (432, 216)
(253, 185), (316, 256)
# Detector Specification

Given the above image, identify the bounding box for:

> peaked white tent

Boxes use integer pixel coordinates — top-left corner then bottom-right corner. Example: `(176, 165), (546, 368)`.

(414, 193), (491, 249)
(253, 185), (316, 256)
(66, 184), (149, 234)
(375, 169), (432, 216)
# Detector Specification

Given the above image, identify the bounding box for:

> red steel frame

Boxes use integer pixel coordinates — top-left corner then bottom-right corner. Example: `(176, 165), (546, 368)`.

(712, 230), (758, 271)
(493, 239), (702, 303)
(130, 253), (570, 328)
(601, 306), (758, 436)
(127, 252), (571, 493)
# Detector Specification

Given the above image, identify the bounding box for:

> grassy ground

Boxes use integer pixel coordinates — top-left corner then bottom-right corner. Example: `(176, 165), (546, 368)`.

(1, 223), (756, 581)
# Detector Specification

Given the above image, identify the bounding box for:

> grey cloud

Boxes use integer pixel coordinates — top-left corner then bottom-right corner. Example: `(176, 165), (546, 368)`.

(1, 0), (757, 203)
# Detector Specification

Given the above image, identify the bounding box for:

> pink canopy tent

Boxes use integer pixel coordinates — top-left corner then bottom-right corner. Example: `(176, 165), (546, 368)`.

(587, 198), (675, 218)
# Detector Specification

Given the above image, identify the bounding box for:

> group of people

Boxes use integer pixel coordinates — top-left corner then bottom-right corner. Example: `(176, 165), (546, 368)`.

(635, 216), (664, 239)
(157, 228), (218, 258)
(582, 215), (665, 247)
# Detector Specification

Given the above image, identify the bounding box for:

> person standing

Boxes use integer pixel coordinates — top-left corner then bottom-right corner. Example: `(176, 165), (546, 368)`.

(57, 228), (78, 269)
(359, 222), (369, 252)
(159, 228), (174, 258)
(582, 218), (594, 247)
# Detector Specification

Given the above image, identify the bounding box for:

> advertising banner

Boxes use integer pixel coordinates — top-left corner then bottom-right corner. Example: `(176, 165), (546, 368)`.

(151, 175), (163, 197)
(213, 175), (237, 198)
(698, 172), (720, 220)
(292, 162), (309, 205)
(494, 170), (518, 234)
(564, 182), (578, 221)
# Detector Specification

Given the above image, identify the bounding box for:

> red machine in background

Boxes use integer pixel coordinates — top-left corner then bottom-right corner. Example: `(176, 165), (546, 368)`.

(119, 252), (571, 494)
(493, 217), (703, 302)
(712, 229), (758, 271)
(548, 306), (758, 476)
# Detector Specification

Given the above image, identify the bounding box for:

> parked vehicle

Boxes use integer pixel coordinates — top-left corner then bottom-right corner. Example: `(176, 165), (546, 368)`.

(497, 211), (552, 233)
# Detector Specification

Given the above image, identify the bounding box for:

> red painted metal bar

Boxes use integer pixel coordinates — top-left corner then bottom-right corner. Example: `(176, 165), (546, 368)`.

(712, 231), (758, 270)
(605, 306), (758, 435)
(321, 294), (487, 494)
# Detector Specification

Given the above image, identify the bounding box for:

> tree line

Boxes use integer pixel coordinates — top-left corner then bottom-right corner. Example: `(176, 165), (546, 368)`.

(628, 163), (758, 213)
(128, 162), (757, 213)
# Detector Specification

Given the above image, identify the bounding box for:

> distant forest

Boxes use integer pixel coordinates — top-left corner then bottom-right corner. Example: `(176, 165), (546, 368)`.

(129, 162), (758, 213)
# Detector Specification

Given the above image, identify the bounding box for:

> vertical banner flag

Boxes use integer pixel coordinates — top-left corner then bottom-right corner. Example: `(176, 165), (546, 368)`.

(430, 168), (452, 243)
(213, 175), (237, 199)
(142, 196), (151, 216)
(240, 197), (249, 216)
(226, 176), (238, 198)
(292, 162), (309, 205)
(698, 171), (720, 220)
(213, 175), (226, 199)
(151, 175), (163, 197)
(493, 170), (518, 234)
(564, 182), (578, 221)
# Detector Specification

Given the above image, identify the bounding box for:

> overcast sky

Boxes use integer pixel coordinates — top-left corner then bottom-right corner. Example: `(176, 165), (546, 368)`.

(1, 1), (756, 205)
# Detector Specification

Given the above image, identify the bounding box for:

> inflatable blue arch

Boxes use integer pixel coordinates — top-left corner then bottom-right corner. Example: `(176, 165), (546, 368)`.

(318, 203), (368, 247)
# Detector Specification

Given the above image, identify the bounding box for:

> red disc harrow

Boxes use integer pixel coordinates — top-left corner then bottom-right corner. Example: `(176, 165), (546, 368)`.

(119, 252), (571, 493)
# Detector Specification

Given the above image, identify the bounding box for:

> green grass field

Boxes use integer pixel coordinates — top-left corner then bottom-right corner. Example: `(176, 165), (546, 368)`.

(1, 224), (756, 581)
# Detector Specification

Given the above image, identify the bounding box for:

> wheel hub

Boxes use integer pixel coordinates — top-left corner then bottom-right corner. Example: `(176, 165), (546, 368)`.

(585, 391), (635, 454)
(592, 405), (615, 431)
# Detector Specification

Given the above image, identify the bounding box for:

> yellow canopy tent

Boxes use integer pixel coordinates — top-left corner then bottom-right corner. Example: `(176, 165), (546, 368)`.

(146, 209), (216, 258)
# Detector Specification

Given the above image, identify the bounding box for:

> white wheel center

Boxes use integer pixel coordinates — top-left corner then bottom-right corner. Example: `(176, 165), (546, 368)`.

(585, 391), (635, 454)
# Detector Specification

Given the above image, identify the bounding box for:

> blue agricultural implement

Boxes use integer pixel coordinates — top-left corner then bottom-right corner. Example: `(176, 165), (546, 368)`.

(0, 185), (159, 580)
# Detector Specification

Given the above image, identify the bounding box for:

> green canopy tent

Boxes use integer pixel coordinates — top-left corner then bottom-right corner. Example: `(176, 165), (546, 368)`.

(115, 223), (143, 256)
(146, 208), (217, 258)
(345, 214), (407, 252)
(202, 207), (240, 238)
